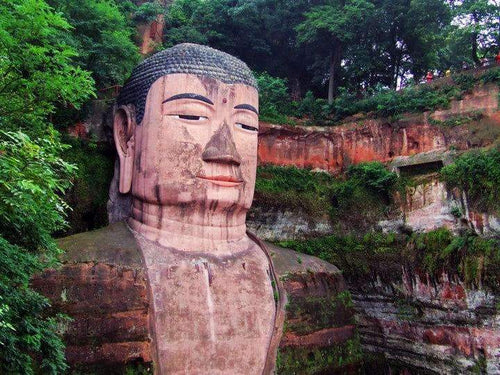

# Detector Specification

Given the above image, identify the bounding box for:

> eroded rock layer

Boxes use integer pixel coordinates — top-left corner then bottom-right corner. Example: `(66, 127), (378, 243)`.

(350, 269), (499, 374)
(257, 84), (499, 174)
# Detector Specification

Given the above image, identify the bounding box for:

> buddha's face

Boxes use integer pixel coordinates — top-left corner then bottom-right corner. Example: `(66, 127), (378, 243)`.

(123, 73), (259, 214)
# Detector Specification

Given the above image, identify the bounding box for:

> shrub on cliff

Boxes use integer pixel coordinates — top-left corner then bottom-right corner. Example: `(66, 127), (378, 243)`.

(254, 165), (335, 216)
(441, 148), (500, 214)
(253, 162), (398, 230)
(255, 72), (294, 124)
(329, 162), (398, 230)
(280, 229), (500, 290)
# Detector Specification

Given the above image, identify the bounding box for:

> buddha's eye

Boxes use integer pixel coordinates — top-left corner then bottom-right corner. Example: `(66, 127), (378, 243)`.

(236, 123), (258, 132)
(171, 114), (208, 121)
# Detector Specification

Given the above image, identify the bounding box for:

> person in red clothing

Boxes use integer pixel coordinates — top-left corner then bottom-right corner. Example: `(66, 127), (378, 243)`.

(426, 71), (433, 83)
(495, 51), (500, 65)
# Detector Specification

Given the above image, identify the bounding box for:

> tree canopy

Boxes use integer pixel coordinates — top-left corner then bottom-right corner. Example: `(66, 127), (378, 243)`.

(0, 0), (92, 372)
(161, 0), (495, 101)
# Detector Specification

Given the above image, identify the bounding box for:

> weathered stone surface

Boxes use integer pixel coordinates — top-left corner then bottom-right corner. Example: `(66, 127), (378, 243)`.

(138, 15), (164, 55)
(257, 84), (499, 174)
(258, 119), (446, 174)
(268, 243), (361, 374)
(247, 206), (332, 241)
(349, 268), (500, 374)
(32, 224), (358, 374)
(31, 223), (152, 372)
(431, 84), (499, 119)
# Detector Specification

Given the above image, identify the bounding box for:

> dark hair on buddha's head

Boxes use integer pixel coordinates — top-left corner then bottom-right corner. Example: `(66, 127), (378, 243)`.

(117, 43), (257, 124)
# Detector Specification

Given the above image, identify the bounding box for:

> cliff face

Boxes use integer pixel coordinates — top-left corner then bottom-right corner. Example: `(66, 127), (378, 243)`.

(257, 84), (499, 174)
(250, 82), (500, 374)
(247, 206), (333, 241)
(250, 83), (500, 241)
(351, 268), (500, 374)
(390, 171), (500, 236)
(258, 118), (445, 174)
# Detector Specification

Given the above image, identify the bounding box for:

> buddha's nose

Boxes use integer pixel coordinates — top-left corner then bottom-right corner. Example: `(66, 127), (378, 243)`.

(202, 122), (242, 166)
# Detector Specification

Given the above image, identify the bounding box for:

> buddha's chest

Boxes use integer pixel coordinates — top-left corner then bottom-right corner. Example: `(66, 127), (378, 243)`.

(140, 242), (276, 375)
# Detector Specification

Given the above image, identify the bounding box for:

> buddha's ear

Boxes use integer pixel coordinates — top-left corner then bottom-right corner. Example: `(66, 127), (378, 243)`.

(113, 104), (136, 194)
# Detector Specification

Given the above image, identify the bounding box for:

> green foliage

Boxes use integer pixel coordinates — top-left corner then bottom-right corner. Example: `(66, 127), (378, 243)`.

(330, 163), (398, 229)
(408, 228), (500, 289)
(279, 232), (403, 283)
(0, 131), (75, 374)
(296, 0), (375, 101)
(254, 165), (335, 216)
(441, 148), (500, 214)
(301, 67), (499, 125)
(254, 163), (398, 230)
(0, 0), (94, 372)
(133, 1), (164, 24)
(285, 290), (355, 335)
(0, 0), (94, 134)
(429, 111), (484, 127)
(255, 72), (293, 124)
(277, 335), (363, 374)
(443, 0), (499, 67)
(281, 228), (500, 290)
(47, 0), (140, 89)
(295, 91), (329, 124)
(346, 162), (398, 198)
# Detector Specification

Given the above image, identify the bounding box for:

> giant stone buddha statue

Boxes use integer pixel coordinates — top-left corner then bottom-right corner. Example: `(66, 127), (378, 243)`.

(32, 44), (356, 375)
(113, 43), (283, 374)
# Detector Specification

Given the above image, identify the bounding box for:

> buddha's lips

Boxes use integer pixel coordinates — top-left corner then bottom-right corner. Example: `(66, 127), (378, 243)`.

(197, 175), (243, 186)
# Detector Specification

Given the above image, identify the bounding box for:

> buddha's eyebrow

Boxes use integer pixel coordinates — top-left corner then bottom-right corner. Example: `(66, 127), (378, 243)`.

(234, 104), (258, 115)
(163, 93), (214, 105)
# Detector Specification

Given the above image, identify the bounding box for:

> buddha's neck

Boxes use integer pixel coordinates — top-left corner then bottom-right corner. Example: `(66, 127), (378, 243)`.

(128, 198), (248, 253)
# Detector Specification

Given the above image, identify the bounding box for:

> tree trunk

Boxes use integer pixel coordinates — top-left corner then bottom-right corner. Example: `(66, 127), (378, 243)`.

(290, 77), (301, 101)
(328, 43), (342, 105)
(471, 12), (480, 66)
(394, 51), (402, 90)
(328, 52), (335, 105)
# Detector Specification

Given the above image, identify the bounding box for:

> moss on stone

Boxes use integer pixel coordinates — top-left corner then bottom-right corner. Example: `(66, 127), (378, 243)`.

(70, 362), (152, 375)
(60, 136), (115, 236)
(281, 229), (500, 291)
(286, 290), (354, 335)
(277, 335), (363, 374)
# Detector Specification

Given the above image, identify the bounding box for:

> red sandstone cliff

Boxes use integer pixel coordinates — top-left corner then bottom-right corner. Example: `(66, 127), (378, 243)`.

(257, 84), (499, 174)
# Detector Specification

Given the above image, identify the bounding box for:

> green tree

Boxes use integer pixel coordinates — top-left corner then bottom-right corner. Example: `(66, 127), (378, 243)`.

(47, 0), (140, 89)
(255, 72), (291, 123)
(447, 0), (499, 66)
(296, 0), (375, 104)
(345, 0), (450, 90)
(133, 1), (165, 24)
(441, 149), (500, 214)
(0, 0), (94, 372)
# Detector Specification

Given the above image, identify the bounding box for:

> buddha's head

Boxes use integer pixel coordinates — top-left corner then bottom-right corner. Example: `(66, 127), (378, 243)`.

(113, 44), (259, 228)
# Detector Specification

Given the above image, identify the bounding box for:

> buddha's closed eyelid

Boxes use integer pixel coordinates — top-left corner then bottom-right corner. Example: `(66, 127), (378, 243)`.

(235, 123), (258, 132)
(168, 114), (209, 121)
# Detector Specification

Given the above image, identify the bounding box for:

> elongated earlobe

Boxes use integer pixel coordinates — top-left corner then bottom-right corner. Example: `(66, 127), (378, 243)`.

(113, 105), (136, 194)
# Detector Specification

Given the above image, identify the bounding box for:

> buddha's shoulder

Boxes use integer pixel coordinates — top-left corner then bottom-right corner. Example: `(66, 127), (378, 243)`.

(264, 241), (341, 278)
(56, 221), (143, 268)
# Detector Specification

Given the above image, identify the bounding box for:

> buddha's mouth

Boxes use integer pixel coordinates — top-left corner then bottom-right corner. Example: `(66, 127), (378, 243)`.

(196, 175), (243, 187)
